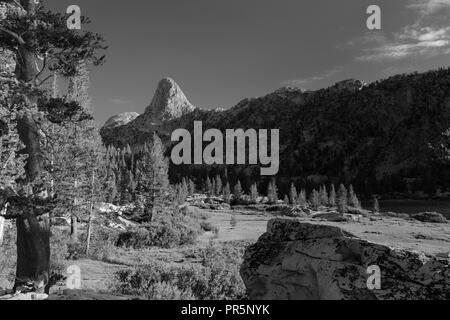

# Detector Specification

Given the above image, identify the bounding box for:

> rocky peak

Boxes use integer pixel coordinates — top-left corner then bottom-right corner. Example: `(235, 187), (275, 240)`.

(332, 79), (367, 91)
(144, 78), (196, 123)
(103, 112), (139, 129)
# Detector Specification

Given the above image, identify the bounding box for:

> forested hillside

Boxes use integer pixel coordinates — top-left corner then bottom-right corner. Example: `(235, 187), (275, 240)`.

(102, 70), (450, 197)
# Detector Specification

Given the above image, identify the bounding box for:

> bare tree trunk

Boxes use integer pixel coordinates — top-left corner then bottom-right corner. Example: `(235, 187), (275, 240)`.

(86, 172), (95, 256)
(151, 172), (156, 222)
(0, 205), (6, 246)
(70, 178), (79, 243)
(70, 214), (78, 243)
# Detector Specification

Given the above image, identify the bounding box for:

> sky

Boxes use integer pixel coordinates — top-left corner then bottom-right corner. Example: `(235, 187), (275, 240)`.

(44, 0), (450, 124)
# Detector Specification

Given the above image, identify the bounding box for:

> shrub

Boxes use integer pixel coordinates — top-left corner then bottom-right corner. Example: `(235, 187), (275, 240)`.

(230, 215), (238, 229)
(114, 242), (249, 300)
(116, 205), (208, 249)
(116, 222), (198, 249)
(66, 242), (86, 260)
(200, 221), (219, 235)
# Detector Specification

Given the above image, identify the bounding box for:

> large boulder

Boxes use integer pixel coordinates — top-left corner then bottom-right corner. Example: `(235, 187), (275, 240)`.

(241, 218), (450, 300)
(412, 212), (448, 224)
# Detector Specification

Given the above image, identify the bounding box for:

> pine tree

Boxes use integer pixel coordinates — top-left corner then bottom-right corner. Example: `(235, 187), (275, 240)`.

(188, 179), (196, 196)
(348, 185), (356, 205)
(310, 189), (320, 211)
(85, 143), (113, 256)
(182, 178), (189, 198)
(348, 185), (361, 208)
(234, 180), (243, 200)
(283, 195), (290, 205)
(337, 184), (348, 214)
(329, 184), (337, 207)
(105, 170), (117, 203)
(373, 197), (380, 214)
(176, 183), (188, 204)
(223, 182), (231, 204)
(289, 183), (297, 205)
(46, 61), (102, 244)
(215, 175), (223, 196)
(211, 179), (217, 196)
(0, 103), (27, 246)
(135, 134), (169, 221)
(319, 185), (329, 206)
(250, 183), (259, 203)
(205, 176), (213, 196)
(267, 180), (278, 204)
(297, 189), (307, 207)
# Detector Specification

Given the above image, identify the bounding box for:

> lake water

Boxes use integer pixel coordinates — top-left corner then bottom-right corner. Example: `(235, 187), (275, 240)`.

(362, 200), (450, 220)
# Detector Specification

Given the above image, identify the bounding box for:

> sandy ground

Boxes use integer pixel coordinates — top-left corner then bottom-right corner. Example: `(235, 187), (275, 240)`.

(199, 209), (271, 243)
(200, 209), (450, 256)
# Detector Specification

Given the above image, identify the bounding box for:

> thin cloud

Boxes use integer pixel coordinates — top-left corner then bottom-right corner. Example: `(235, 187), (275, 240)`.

(406, 0), (450, 15)
(284, 66), (344, 87)
(353, 0), (450, 62)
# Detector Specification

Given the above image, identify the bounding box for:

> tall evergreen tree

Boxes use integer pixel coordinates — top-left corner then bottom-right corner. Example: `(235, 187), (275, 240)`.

(329, 184), (337, 207)
(297, 189), (307, 207)
(337, 184), (348, 214)
(211, 179), (217, 196)
(181, 178), (189, 198)
(0, 101), (27, 245)
(215, 175), (223, 196)
(373, 197), (380, 214)
(319, 185), (329, 206)
(205, 176), (213, 196)
(250, 183), (259, 203)
(234, 180), (243, 200)
(310, 189), (320, 211)
(348, 185), (356, 205)
(188, 179), (196, 196)
(223, 182), (231, 204)
(289, 183), (297, 205)
(135, 134), (169, 222)
(267, 180), (278, 204)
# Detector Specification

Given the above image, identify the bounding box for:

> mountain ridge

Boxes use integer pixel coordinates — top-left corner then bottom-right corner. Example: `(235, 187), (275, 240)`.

(100, 68), (450, 195)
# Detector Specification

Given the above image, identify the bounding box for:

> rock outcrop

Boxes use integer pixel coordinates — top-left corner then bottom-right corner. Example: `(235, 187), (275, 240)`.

(241, 218), (450, 300)
(143, 78), (195, 124)
(103, 112), (139, 130)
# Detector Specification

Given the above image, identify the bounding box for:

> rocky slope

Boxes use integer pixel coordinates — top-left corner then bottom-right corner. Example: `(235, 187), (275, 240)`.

(101, 69), (450, 194)
(240, 218), (450, 300)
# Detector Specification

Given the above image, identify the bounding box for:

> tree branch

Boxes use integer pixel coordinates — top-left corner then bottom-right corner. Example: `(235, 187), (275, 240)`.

(0, 188), (57, 220)
(0, 25), (26, 45)
(36, 73), (54, 87)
